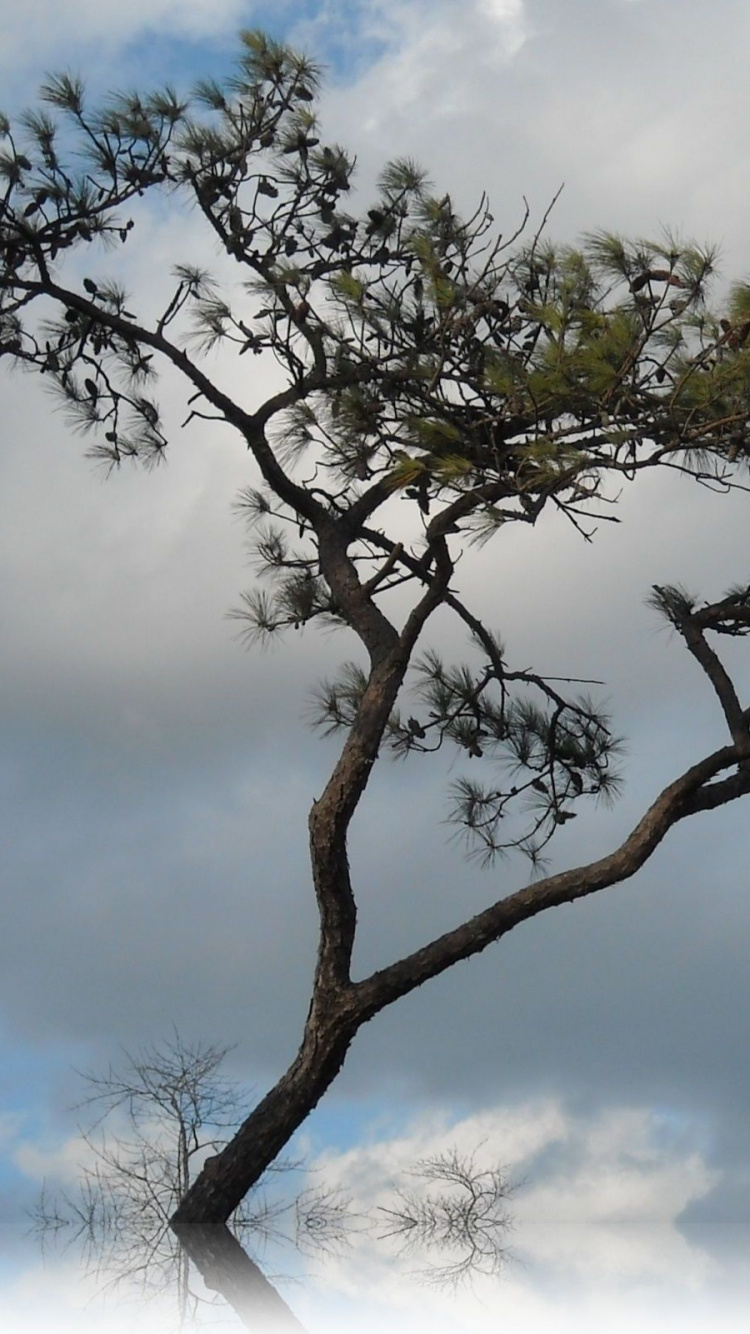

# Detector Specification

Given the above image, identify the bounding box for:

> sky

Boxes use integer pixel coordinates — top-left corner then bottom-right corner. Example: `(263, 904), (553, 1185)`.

(2, 0), (750, 1327)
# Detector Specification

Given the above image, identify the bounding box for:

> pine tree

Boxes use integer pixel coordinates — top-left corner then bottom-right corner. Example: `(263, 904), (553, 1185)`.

(3, 30), (750, 1227)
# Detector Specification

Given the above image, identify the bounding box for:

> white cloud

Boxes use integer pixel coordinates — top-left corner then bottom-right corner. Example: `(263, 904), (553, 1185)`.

(0, 1113), (94, 1187)
(0, 1261), (178, 1334)
(516, 1105), (719, 1225)
(13, 1132), (95, 1185)
(478, 0), (527, 42)
(0, 1110), (22, 1138)
(290, 1100), (730, 1331)
(317, 0), (529, 130)
(11, 1108), (178, 1187)
(0, 0), (247, 69)
(311, 1100), (566, 1205)
(0, 1099), (743, 1333)
(308, 1097), (718, 1251)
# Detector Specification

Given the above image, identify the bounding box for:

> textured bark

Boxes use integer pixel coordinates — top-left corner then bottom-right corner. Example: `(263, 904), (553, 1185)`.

(172, 538), (453, 1227)
(171, 996), (358, 1226)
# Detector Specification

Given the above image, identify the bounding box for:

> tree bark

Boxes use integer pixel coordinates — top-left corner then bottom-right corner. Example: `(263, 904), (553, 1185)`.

(171, 996), (358, 1226)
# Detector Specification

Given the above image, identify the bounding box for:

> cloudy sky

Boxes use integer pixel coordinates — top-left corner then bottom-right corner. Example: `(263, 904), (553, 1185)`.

(2, 0), (750, 1327)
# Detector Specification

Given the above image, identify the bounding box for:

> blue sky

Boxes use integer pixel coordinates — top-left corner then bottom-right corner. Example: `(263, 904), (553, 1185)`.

(2, 0), (750, 1326)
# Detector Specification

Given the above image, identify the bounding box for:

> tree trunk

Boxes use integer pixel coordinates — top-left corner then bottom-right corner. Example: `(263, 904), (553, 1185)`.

(171, 1001), (357, 1226)
(172, 1223), (307, 1332)
(170, 734), (750, 1228)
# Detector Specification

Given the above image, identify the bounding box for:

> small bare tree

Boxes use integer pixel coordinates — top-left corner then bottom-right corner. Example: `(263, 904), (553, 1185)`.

(378, 1148), (515, 1288)
(30, 1034), (349, 1327)
(31, 1036), (513, 1327)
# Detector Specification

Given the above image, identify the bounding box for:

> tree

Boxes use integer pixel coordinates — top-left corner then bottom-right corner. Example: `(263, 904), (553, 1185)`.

(30, 1034), (510, 1327)
(3, 29), (750, 1230)
(30, 1033), (346, 1329)
(32, 1035), (246, 1322)
(377, 1149), (515, 1289)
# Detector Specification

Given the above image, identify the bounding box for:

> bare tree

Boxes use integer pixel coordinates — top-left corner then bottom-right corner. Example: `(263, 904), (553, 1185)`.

(377, 1148), (515, 1288)
(30, 1034), (349, 1327)
(31, 1037), (508, 1327)
(3, 29), (750, 1229)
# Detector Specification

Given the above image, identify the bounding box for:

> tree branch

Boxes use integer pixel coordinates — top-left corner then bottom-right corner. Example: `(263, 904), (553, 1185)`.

(352, 729), (749, 1018)
(13, 275), (327, 525)
(651, 586), (750, 752)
